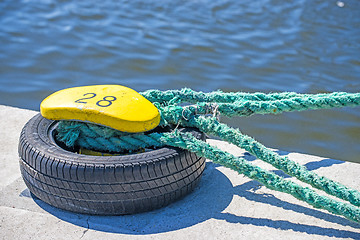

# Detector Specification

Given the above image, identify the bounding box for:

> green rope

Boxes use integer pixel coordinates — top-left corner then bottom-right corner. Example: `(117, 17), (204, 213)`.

(153, 92), (360, 119)
(142, 88), (358, 105)
(55, 89), (360, 223)
(188, 116), (360, 207)
(56, 121), (164, 152)
(157, 130), (360, 223)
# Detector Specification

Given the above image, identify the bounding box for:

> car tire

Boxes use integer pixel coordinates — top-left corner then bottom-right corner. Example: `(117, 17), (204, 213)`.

(18, 113), (206, 215)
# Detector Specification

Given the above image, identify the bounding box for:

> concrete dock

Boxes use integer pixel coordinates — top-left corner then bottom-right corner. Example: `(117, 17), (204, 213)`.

(0, 105), (359, 240)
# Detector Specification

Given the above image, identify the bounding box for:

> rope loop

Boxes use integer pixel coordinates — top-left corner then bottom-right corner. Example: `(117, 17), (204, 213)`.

(55, 89), (360, 223)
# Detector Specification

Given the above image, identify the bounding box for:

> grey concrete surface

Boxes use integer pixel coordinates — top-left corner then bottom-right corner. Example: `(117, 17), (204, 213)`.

(0, 105), (359, 240)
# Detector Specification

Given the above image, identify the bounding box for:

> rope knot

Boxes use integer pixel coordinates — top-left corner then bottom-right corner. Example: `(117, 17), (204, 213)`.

(54, 89), (360, 223)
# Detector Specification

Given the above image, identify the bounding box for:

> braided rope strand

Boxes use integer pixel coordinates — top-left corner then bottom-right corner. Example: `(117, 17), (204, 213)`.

(156, 100), (360, 208)
(215, 93), (360, 116)
(54, 90), (360, 222)
(153, 92), (360, 121)
(186, 115), (360, 207)
(55, 125), (360, 223)
(155, 104), (360, 208)
(141, 88), (357, 105)
(157, 131), (360, 223)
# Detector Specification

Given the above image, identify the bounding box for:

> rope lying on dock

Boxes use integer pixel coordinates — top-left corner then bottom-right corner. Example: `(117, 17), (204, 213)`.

(56, 89), (360, 223)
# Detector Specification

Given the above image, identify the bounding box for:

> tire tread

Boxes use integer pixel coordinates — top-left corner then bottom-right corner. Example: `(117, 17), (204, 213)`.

(18, 113), (206, 215)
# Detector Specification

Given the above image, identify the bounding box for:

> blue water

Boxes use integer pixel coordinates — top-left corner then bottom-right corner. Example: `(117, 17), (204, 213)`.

(0, 0), (359, 162)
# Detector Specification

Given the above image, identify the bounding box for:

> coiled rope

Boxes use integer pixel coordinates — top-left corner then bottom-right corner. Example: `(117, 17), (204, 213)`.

(56, 89), (360, 223)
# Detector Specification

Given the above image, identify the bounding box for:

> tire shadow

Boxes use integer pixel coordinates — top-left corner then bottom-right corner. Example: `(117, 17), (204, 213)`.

(32, 161), (234, 234)
(31, 161), (360, 237)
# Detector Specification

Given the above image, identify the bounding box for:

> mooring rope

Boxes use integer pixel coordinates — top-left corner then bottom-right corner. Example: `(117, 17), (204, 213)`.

(56, 90), (360, 223)
(141, 88), (357, 104)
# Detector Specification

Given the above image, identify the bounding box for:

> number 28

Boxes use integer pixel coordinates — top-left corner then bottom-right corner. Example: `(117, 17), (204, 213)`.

(75, 93), (117, 107)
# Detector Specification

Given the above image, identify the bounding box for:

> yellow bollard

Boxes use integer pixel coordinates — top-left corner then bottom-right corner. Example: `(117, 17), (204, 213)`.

(40, 85), (160, 133)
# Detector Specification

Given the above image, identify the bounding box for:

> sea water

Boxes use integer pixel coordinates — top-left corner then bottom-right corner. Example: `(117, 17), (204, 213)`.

(0, 0), (359, 162)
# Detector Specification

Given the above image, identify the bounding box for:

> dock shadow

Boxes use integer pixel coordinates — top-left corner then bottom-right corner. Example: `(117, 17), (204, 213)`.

(216, 213), (360, 239)
(31, 161), (360, 237)
(214, 181), (360, 238)
(32, 162), (234, 234)
(272, 149), (345, 171)
(304, 158), (344, 171)
(230, 181), (360, 229)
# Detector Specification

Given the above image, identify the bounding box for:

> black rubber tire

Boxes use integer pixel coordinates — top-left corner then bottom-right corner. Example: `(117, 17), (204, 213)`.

(18, 113), (206, 215)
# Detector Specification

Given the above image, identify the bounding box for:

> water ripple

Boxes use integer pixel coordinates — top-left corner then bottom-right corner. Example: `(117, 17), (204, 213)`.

(0, 0), (359, 162)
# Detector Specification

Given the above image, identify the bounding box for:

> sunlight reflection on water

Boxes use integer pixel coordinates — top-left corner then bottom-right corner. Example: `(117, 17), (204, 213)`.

(0, 0), (359, 162)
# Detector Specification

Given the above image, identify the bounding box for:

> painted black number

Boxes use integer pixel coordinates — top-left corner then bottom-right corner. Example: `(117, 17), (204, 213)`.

(96, 96), (117, 107)
(75, 93), (97, 104)
(75, 93), (116, 107)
